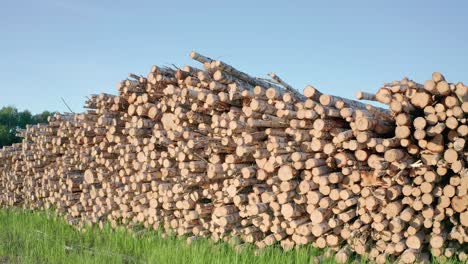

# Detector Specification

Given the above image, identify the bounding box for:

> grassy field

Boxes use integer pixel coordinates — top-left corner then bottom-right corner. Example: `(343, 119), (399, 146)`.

(0, 208), (339, 264)
(0, 209), (461, 264)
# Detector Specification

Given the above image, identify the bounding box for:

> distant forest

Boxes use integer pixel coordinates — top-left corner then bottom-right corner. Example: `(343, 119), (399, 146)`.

(0, 106), (55, 147)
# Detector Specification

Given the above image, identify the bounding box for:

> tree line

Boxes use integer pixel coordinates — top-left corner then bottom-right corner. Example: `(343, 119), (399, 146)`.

(0, 106), (55, 147)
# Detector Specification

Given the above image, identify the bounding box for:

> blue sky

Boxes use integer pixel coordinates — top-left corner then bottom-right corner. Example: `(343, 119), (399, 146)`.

(1, 0), (467, 113)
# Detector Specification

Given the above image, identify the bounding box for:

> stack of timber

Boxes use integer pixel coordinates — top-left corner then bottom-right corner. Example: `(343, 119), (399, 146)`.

(0, 52), (466, 263)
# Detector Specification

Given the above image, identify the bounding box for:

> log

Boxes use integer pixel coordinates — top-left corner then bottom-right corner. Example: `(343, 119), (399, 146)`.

(0, 54), (466, 264)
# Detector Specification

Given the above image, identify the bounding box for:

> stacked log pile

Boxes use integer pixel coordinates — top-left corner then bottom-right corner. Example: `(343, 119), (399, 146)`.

(0, 52), (466, 263)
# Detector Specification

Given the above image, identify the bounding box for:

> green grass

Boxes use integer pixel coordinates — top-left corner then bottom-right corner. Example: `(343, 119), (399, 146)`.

(0, 208), (338, 264)
(0, 209), (462, 264)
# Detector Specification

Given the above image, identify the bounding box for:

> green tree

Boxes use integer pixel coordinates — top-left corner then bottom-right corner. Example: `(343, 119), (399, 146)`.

(0, 125), (10, 147)
(0, 106), (18, 128)
(32, 111), (52, 124)
(0, 106), (55, 147)
(18, 110), (33, 128)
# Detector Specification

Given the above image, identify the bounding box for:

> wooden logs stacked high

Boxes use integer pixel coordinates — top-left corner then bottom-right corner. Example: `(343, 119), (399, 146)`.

(0, 52), (466, 263)
(355, 74), (468, 262)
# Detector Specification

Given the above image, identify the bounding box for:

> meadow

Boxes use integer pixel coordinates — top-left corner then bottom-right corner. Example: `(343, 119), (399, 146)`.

(0, 208), (339, 264)
(0, 209), (463, 264)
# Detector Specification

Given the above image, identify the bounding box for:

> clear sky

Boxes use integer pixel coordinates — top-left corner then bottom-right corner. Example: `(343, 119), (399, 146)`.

(1, 0), (467, 114)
